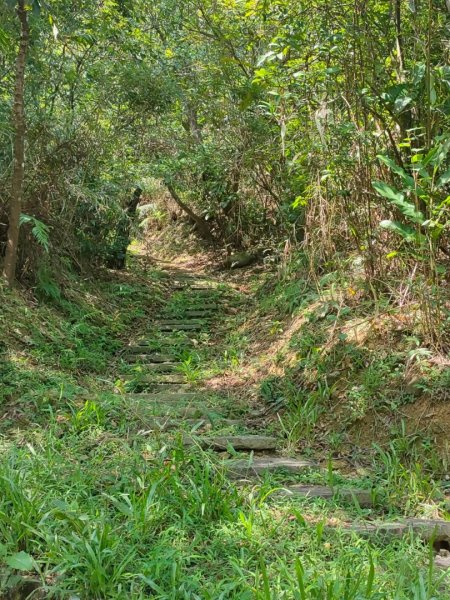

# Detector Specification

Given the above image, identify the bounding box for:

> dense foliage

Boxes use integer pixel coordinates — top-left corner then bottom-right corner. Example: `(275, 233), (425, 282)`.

(1, 3), (450, 597)
(1, 1), (449, 285)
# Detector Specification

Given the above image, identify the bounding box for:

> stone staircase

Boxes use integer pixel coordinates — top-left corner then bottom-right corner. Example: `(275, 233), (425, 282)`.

(121, 272), (450, 561)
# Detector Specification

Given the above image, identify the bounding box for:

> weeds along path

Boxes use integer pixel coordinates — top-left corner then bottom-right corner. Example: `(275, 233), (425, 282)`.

(122, 265), (450, 574)
(2, 262), (449, 597)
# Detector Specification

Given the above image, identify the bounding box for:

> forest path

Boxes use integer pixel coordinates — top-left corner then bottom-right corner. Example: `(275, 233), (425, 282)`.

(123, 265), (363, 496)
(121, 262), (450, 559)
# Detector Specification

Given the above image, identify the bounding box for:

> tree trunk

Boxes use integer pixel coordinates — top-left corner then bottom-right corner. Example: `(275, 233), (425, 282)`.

(2, 0), (29, 287)
(165, 182), (213, 241)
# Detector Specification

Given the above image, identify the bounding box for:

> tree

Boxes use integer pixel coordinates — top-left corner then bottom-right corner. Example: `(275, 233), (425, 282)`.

(2, 0), (29, 287)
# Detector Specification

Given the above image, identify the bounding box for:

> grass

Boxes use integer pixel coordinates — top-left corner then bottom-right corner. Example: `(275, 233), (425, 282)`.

(1, 255), (450, 597)
(0, 425), (448, 598)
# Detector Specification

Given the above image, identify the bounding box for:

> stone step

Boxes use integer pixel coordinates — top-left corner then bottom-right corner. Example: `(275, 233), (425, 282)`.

(122, 353), (176, 365)
(126, 392), (199, 402)
(185, 434), (277, 451)
(139, 373), (187, 384)
(158, 319), (205, 325)
(157, 323), (203, 331)
(225, 456), (315, 477)
(136, 335), (192, 346)
(122, 353), (176, 363)
(173, 283), (217, 291)
(125, 346), (167, 355)
(139, 417), (241, 432)
(345, 518), (450, 544)
(277, 485), (374, 507)
(153, 337), (193, 345)
(162, 312), (212, 320)
(139, 384), (193, 394)
(184, 289), (220, 297)
(136, 404), (206, 418)
(137, 363), (179, 373)
(181, 303), (218, 311)
(184, 310), (215, 318)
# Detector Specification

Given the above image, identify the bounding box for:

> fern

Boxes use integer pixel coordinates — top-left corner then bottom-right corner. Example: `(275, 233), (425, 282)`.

(36, 265), (61, 300)
(20, 214), (50, 252)
(0, 27), (10, 52)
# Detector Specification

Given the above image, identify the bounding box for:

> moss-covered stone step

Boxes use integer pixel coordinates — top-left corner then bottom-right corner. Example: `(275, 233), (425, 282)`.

(185, 434), (277, 451)
(123, 349), (175, 359)
(161, 312), (212, 320)
(157, 322), (204, 332)
(184, 289), (220, 297)
(158, 319), (205, 325)
(173, 283), (218, 290)
(139, 417), (242, 432)
(277, 485), (374, 507)
(137, 384), (193, 393)
(135, 363), (180, 373)
(126, 392), (199, 402)
(225, 457), (316, 477)
(138, 373), (187, 384)
(344, 518), (450, 544)
(184, 310), (215, 317)
(177, 303), (218, 311)
(134, 404), (207, 418)
(136, 335), (192, 346)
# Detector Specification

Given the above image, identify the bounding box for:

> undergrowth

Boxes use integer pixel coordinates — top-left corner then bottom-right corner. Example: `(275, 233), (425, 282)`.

(1, 254), (449, 597)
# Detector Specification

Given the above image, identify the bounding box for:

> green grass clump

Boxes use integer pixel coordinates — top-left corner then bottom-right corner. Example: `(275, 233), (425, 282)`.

(0, 423), (448, 599)
(1, 259), (449, 598)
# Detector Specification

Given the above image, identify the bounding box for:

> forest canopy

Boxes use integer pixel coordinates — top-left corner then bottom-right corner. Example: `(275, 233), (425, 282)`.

(0, 0), (449, 335)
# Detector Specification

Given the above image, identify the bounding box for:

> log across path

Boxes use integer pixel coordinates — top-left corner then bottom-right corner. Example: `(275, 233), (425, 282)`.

(122, 269), (450, 562)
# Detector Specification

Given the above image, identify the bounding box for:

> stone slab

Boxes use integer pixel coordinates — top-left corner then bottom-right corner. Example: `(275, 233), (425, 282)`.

(225, 457), (315, 477)
(186, 434), (277, 451)
(139, 363), (179, 373)
(346, 518), (450, 543)
(126, 392), (198, 402)
(278, 485), (374, 507)
(158, 323), (203, 331)
(139, 417), (241, 432)
(139, 373), (186, 384)
(158, 319), (204, 325)
(123, 351), (175, 362)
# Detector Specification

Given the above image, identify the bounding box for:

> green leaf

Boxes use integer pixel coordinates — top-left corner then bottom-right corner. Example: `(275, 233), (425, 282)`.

(0, 27), (10, 51)
(394, 95), (412, 113)
(373, 180), (404, 202)
(376, 155), (415, 189)
(429, 73), (436, 105)
(20, 214), (50, 251)
(436, 169), (450, 188)
(257, 50), (276, 66)
(423, 138), (450, 168)
(29, 0), (41, 16)
(372, 181), (424, 223)
(380, 220), (420, 242)
(5, 552), (35, 571)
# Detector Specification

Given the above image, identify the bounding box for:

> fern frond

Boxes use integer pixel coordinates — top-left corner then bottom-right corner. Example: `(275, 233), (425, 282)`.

(20, 214), (51, 252)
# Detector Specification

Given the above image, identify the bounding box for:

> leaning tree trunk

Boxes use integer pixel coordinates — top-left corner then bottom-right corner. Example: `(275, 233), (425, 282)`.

(2, 0), (29, 287)
(165, 181), (213, 241)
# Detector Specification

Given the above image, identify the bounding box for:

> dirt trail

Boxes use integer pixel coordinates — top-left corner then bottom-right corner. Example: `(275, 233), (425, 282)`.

(121, 263), (450, 559)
